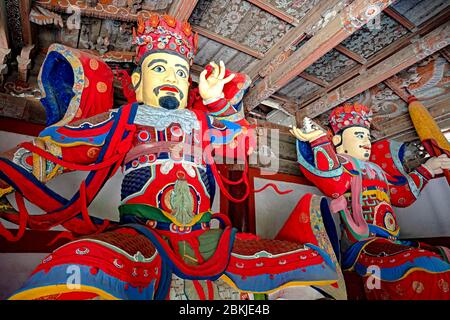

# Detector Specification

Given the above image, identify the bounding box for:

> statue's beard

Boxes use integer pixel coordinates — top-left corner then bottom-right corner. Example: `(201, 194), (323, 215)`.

(159, 96), (180, 110)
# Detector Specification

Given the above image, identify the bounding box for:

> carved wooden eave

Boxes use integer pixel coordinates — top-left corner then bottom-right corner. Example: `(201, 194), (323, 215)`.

(298, 22), (450, 119)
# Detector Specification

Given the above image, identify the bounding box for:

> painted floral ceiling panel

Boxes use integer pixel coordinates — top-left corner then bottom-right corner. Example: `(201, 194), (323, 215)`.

(304, 49), (358, 82)
(392, 0), (449, 26)
(190, 0), (293, 54)
(340, 13), (409, 59)
(265, 0), (321, 21)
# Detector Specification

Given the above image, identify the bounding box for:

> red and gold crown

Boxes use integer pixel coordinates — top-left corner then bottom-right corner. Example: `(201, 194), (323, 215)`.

(133, 14), (198, 66)
(329, 102), (373, 134)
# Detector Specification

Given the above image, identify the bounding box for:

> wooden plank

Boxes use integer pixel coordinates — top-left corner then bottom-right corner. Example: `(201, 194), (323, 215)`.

(335, 44), (367, 64)
(244, 0), (396, 112)
(384, 6), (416, 31)
(191, 25), (264, 59)
(246, 0), (297, 26)
(0, 93), (46, 124)
(168, 0), (199, 22)
(245, 0), (343, 80)
(380, 99), (450, 136)
(35, 0), (160, 22)
(298, 22), (450, 119)
(299, 73), (329, 87)
(384, 117), (450, 142)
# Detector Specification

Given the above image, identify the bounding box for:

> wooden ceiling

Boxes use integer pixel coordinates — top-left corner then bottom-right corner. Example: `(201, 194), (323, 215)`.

(0, 0), (449, 146)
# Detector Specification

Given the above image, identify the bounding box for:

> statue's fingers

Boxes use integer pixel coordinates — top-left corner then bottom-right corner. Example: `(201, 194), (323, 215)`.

(440, 158), (450, 169)
(219, 61), (226, 79)
(210, 61), (219, 78)
(199, 69), (208, 84)
(222, 73), (235, 84)
(293, 127), (307, 140)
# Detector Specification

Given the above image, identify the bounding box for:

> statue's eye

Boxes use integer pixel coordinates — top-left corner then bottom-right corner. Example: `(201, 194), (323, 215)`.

(152, 65), (166, 73)
(176, 69), (187, 78)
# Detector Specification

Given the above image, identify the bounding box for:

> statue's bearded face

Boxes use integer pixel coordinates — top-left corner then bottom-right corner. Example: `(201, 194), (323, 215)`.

(132, 52), (190, 109)
(333, 126), (372, 161)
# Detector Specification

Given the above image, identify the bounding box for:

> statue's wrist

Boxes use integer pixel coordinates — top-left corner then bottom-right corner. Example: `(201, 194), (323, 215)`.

(418, 163), (434, 179)
(310, 134), (328, 147)
(202, 92), (225, 105)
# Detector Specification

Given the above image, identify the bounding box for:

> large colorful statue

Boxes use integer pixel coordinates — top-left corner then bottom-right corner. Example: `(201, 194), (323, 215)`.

(0, 15), (344, 300)
(291, 103), (450, 299)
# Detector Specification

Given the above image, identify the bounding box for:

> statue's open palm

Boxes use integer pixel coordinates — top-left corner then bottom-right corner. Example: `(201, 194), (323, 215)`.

(199, 61), (235, 101)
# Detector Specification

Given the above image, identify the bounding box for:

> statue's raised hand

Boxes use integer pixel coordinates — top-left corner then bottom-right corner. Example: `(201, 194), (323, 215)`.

(422, 154), (450, 177)
(199, 60), (235, 102)
(290, 117), (326, 142)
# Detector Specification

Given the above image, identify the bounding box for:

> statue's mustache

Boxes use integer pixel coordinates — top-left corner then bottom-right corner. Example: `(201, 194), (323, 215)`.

(153, 85), (184, 100)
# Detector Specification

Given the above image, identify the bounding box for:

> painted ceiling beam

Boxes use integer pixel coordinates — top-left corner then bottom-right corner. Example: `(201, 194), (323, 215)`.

(244, 0), (343, 80)
(335, 44), (367, 64)
(243, 0), (396, 112)
(168, 0), (199, 22)
(383, 76), (409, 102)
(384, 6), (416, 31)
(297, 21), (450, 120)
(246, 0), (298, 26)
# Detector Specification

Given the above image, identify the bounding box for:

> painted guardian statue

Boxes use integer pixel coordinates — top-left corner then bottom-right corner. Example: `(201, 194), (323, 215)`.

(291, 103), (450, 300)
(0, 15), (344, 300)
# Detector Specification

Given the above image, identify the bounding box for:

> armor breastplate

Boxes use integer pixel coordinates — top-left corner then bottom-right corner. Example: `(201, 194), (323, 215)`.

(119, 106), (214, 225)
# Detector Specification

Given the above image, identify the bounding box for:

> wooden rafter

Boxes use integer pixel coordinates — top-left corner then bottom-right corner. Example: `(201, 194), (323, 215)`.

(383, 76), (409, 102)
(243, 0), (396, 112)
(384, 6), (416, 31)
(246, 0), (297, 26)
(383, 118), (450, 142)
(379, 99), (450, 137)
(244, 0), (343, 80)
(299, 73), (329, 87)
(168, 0), (199, 22)
(440, 47), (450, 64)
(297, 22), (450, 120)
(191, 25), (264, 59)
(335, 44), (367, 64)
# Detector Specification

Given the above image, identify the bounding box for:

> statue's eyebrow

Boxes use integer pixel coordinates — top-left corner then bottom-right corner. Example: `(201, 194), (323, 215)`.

(175, 64), (188, 73)
(148, 59), (167, 68)
(354, 131), (365, 135)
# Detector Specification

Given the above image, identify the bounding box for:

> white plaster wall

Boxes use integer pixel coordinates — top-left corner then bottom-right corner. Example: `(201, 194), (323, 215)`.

(395, 177), (450, 239)
(254, 177), (325, 239)
(254, 176), (450, 240)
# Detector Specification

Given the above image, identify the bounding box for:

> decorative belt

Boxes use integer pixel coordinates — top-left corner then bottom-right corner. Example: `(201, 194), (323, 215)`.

(120, 214), (210, 234)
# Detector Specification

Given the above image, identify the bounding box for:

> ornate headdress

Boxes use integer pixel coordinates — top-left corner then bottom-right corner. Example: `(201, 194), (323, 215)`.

(329, 102), (372, 134)
(133, 14), (198, 66)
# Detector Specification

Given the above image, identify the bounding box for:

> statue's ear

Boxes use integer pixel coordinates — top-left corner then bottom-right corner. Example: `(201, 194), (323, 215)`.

(332, 134), (341, 147)
(131, 71), (143, 102)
